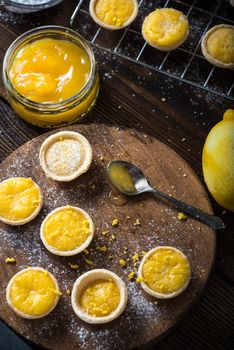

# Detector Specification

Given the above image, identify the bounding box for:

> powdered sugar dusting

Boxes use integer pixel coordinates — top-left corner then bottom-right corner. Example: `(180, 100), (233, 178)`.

(0, 124), (215, 350)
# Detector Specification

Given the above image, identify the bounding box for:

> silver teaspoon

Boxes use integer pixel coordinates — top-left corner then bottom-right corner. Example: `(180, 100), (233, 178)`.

(107, 160), (225, 230)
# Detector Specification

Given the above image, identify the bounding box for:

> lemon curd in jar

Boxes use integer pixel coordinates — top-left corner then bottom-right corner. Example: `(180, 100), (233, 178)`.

(3, 26), (99, 128)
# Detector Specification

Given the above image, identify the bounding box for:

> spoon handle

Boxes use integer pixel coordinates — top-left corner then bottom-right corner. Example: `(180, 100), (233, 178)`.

(150, 188), (225, 230)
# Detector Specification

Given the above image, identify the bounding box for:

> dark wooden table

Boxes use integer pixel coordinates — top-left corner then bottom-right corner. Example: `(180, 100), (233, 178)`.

(0, 1), (233, 349)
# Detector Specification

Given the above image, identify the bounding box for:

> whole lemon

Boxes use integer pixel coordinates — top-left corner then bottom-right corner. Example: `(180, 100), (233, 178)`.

(202, 109), (234, 212)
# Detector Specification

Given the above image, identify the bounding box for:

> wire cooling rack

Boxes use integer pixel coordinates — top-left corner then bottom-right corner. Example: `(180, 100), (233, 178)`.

(70, 0), (234, 100)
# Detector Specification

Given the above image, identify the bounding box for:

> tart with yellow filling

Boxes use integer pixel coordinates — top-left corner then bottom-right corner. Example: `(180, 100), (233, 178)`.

(89, 0), (138, 30)
(142, 8), (189, 51)
(6, 267), (60, 319)
(71, 269), (128, 324)
(201, 24), (234, 69)
(39, 131), (93, 182)
(138, 246), (191, 299)
(0, 177), (43, 225)
(40, 206), (94, 256)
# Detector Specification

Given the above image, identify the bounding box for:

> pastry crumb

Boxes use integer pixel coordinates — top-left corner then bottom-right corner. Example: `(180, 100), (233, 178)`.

(85, 258), (93, 266)
(69, 263), (79, 269)
(5, 257), (16, 264)
(134, 218), (141, 226)
(112, 218), (119, 226)
(96, 245), (108, 252)
(109, 234), (116, 241)
(136, 276), (144, 283)
(128, 271), (135, 280)
(178, 212), (187, 220)
(66, 289), (71, 296)
(119, 259), (126, 267)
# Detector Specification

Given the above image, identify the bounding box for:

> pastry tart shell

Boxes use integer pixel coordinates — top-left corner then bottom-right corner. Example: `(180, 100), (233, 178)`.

(39, 131), (93, 182)
(71, 269), (128, 324)
(0, 178), (43, 226)
(201, 24), (234, 69)
(40, 206), (94, 256)
(6, 267), (60, 319)
(138, 246), (191, 299)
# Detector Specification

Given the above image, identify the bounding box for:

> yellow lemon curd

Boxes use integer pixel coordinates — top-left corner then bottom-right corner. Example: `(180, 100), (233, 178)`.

(0, 178), (41, 222)
(94, 0), (134, 27)
(8, 38), (99, 127)
(142, 8), (189, 48)
(108, 162), (135, 193)
(9, 269), (60, 316)
(43, 207), (90, 251)
(10, 38), (90, 103)
(80, 279), (120, 317)
(202, 109), (234, 212)
(142, 248), (190, 294)
(207, 27), (234, 64)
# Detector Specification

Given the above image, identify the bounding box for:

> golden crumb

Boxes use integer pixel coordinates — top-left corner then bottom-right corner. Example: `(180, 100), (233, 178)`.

(85, 258), (93, 266)
(132, 253), (139, 263)
(66, 289), (71, 296)
(128, 271), (135, 280)
(101, 230), (108, 236)
(5, 257), (16, 264)
(178, 212), (187, 220)
(141, 251), (147, 255)
(136, 276), (144, 283)
(108, 255), (113, 260)
(112, 218), (119, 226)
(84, 249), (89, 255)
(99, 155), (104, 161)
(134, 219), (141, 226)
(119, 259), (126, 267)
(69, 263), (79, 269)
(126, 216), (131, 220)
(91, 184), (96, 190)
(96, 245), (108, 252)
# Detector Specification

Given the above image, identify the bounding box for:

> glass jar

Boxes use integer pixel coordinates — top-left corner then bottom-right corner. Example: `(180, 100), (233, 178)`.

(3, 26), (100, 128)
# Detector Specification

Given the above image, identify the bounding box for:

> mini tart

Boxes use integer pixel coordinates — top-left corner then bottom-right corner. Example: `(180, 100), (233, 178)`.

(138, 246), (191, 299)
(71, 269), (128, 324)
(40, 205), (94, 256)
(6, 267), (60, 319)
(89, 0), (138, 30)
(39, 131), (93, 182)
(201, 24), (234, 69)
(142, 8), (189, 51)
(0, 177), (43, 225)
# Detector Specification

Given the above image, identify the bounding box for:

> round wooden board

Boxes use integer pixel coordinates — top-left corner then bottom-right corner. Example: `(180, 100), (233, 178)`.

(0, 124), (215, 350)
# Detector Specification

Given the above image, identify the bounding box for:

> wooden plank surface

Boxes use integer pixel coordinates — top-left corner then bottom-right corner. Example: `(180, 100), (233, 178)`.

(0, 1), (233, 349)
(0, 124), (215, 350)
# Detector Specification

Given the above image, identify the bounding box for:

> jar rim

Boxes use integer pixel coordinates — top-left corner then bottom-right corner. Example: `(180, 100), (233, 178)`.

(2, 25), (97, 110)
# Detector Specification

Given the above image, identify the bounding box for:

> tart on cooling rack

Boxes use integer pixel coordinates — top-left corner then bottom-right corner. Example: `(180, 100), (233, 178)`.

(89, 0), (138, 30)
(142, 8), (189, 51)
(201, 24), (234, 69)
(71, 269), (128, 324)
